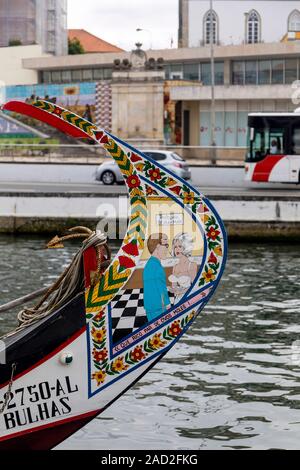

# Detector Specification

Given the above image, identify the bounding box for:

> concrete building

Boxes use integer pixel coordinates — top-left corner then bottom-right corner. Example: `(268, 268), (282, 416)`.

(0, 0), (68, 56)
(1, 1), (300, 159)
(0, 45), (50, 87)
(16, 41), (299, 155)
(179, 0), (300, 47)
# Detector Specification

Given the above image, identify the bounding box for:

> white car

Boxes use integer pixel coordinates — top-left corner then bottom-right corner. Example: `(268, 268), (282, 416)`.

(95, 150), (192, 185)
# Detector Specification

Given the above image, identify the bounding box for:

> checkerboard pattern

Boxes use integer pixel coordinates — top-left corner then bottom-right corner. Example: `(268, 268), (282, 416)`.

(110, 288), (174, 344)
(95, 81), (112, 131)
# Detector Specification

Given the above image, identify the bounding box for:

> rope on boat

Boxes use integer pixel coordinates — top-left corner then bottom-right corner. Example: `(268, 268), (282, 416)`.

(1, 227), (110, 339)
(0, 363), (16, 415)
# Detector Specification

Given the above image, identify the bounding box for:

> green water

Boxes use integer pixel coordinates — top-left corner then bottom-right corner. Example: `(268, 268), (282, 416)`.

(1, 236), (300, 450)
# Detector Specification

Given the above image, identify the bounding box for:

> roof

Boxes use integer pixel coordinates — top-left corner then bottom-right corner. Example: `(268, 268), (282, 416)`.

(68, 29), (124, 53)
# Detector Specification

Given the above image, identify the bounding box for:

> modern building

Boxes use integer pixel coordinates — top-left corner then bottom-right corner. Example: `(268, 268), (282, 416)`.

(68, 30), (124, 54)
(0, 0), (68, 56)
(2, 1), (300, 159)
(179, 0), (300, 47)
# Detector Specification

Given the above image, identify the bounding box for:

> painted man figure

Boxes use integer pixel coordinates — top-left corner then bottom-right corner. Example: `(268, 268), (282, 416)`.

(143, 233), (171, 322)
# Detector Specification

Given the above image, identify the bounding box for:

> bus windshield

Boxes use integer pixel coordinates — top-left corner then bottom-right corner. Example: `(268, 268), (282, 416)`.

(246, 127), (285, 163)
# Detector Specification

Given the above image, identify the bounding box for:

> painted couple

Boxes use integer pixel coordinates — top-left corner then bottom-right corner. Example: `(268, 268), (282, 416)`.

(143, 233), (197, 322)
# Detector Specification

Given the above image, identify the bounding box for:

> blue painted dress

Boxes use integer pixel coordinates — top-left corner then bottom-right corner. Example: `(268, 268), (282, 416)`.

(143, 256), (170, 322)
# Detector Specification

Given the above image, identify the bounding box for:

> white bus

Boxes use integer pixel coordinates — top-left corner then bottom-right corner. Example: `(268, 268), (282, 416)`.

(245, 110), (300, 183)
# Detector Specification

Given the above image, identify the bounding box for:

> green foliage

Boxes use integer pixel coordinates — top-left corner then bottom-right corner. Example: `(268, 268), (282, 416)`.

(9, 39), (22, 46)
(68, 37), (85, 55)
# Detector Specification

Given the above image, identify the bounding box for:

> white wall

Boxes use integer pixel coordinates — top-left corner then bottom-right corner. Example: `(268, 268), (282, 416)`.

(0, 44), (50, 87)
(188, 0), (299, 47)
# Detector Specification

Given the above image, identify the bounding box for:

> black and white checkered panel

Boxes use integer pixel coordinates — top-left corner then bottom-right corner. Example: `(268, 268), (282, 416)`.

(111, 289), (174, 344)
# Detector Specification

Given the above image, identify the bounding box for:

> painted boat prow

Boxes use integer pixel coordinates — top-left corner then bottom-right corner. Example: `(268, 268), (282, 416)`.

(0, 100), (227, 450)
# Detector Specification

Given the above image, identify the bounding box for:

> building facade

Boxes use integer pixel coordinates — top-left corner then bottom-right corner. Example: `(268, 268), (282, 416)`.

(0, 0), (67, 56)
(179, 0), (300, 47)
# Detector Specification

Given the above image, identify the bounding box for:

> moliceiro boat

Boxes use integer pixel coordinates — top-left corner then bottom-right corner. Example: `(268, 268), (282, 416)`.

(0, 100), (227, 450)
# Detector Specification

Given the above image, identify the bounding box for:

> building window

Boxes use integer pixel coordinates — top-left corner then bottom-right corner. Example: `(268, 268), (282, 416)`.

(271, 59), (284, 84)
(61, 70), (72, 83)
(183, 63), (200, 81)
(170, 64), (183, 80)
(246, 10), (261, 44)
(203, 10), (218, 45)
(93, 69), (104, 80)
(103, 68), (113, 79)
(200, 62), (224, 85)
(215, 62), (224, 85)
(288, 10), (300, 31)
(232, 61), (244, 85)
(51, 71), (62, 83)
(285, 58), (298, 84)
(71, 69), (83, 81)
(245, 61), (257, 84)
(82, 69), (93, 81)
(258, 60), (271, 84)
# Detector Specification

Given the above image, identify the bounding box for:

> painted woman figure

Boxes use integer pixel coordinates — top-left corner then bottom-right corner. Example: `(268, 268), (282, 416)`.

(169, 233), (198, 303)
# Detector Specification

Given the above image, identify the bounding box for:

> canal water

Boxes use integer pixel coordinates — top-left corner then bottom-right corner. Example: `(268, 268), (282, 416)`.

(1, 235), (300, 450)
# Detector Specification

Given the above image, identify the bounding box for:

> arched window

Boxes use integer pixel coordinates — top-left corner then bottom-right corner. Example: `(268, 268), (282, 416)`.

(246, 10), (261, 44)
(203, 10), (218, 45)
(288, 10), (300, 31)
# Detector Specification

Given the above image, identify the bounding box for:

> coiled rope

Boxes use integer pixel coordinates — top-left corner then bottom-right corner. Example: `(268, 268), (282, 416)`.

(2, 227), (110, 339)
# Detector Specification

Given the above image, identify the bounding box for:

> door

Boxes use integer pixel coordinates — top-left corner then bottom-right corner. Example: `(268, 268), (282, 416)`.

(183, 110), (190, 146)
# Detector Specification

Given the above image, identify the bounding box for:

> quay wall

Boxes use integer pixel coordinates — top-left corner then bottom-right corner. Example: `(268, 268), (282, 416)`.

(1, 192), (300, 240)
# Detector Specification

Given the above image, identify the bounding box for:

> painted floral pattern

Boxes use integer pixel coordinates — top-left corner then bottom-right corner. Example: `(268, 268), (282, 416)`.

(29, 101), (225, 393)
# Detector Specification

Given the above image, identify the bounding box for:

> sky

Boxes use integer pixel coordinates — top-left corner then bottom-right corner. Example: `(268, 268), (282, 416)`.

(68, 0), (179, 51)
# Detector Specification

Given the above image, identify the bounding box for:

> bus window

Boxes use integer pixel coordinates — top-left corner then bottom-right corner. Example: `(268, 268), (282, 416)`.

(247, 128), (266, 162)
(292, 127), (300, 155)
(247, 127), (285, 162)
(268, 129), (284, 155)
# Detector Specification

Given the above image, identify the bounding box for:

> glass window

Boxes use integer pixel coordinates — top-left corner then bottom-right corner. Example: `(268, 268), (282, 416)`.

(272, 59), (284, 84)
(201, 63), (211, 85)
(164, 65), (171, 79)
(269, 129), (284, 154)
(289, 10), (300, 32)
(71, 69), (82, 81)
(285, 58), (298, 84)
(51, 71), (61, 83)
(61, 70), (72, 83)
(82, 69), (93, 81)
(93, 69), (104, 80)
(237, 112), (248, 147)
(215, 62), (224, 85)
(200, 111), (211, 146)
(248, 127), (285, 162)
(170, 64), (183, 79)
(103, 68), (112, 79)
(292, 127), (300, 154)
(245, 61), (257, 85)
(144, 152), (166, 161)
(42, 71), (52, 84)
(232, 61), (244, 85)
(224, 112), (236, 146)
(214, 111), (224, 146)
(247, 10), (260, 44)
(258, 60), (271, 84)
(183, 63), (199, 81)
(204, 10), (218, 45)
(171, 152), (184, 161)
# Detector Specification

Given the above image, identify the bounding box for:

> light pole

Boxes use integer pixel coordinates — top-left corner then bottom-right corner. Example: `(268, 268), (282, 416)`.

(210, 0), (217, 165)
(136, 28), (153, 50)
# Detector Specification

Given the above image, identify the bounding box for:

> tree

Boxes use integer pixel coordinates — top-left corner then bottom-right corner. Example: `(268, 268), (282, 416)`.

(9, 39), (22, 46)
(68, 37), (85, 55)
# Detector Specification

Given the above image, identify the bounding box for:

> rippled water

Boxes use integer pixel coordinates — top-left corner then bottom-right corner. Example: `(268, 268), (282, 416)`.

(1, 235), (300, 450)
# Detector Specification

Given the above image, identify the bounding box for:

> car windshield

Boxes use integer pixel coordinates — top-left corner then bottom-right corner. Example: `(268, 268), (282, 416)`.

(171, 152), (184, 161)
